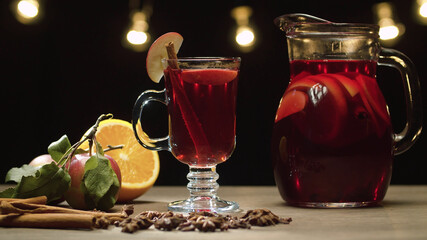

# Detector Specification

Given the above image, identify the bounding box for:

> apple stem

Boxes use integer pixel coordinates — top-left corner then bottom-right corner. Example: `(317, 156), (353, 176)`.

(81, 145), (124, 155)
(104, 145), (124, 152)
(56, 114), (114, 167)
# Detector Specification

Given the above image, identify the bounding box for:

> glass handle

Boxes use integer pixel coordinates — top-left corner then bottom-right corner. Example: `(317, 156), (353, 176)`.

(132, 88), (170, 151)
(379, 48), (423, 155)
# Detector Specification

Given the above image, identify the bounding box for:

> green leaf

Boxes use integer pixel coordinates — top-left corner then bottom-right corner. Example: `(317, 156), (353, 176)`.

(75, 148), (87, 155)
(93, 181), (120, 211)
(81, 155), (119, 211)
(0, 188), (16, 198)
(13, 162), (71, 203)
(94, 139), (104, 156)
(48, 135), (71, 162)
(5, 164), (38, 183)
(83, 155), (99, 172)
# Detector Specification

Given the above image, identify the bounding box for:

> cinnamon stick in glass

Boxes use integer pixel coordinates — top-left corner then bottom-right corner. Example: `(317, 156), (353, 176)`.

(164, 42), (212, 156)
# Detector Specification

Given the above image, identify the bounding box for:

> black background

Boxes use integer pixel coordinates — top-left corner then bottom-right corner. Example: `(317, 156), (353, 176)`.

(1, 0), (426, 186)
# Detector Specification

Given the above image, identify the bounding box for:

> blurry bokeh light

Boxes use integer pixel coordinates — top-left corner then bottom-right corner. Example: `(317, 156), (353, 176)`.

(373, 2), (405, 45)
(231, 6), (256, 52)
(235, 26), (255, 46)
(420, 2), (427, 17)
(415, 0), (427, 25)
(379, 25), (399, 40)
(12, 0), (40, 24)
(127, 30), (148, 45)
(17, 0), (39, 18)
(123, 10), (151, 52)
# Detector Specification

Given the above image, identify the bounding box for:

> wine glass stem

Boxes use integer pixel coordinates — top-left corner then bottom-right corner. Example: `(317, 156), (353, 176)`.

(187, 167), (219, 199)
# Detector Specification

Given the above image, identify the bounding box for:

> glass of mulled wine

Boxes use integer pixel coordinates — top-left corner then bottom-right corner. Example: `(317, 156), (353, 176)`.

(133, 57), (241, 212)
(271, 14), (423, 208)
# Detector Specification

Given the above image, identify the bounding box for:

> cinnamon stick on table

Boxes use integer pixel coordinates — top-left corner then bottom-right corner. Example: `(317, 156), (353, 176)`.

(0, 196), (47, 205)
(0, 200), (133, 229)
(0, 213), (95, 229)
(0, 201), (131, 219)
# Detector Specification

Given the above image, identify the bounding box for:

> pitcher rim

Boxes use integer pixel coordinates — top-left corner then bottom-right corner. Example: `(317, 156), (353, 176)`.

(279, 22), (380, 38)
(161, 57), (241, 63)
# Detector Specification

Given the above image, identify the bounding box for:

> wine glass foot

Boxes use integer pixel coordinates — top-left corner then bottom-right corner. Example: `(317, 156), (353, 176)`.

(168, 196), (239, 213)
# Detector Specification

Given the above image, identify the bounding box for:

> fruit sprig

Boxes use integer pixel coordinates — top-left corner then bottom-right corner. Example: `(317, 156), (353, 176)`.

(54, 113), (114, 168)
(0, 114), (122, 211)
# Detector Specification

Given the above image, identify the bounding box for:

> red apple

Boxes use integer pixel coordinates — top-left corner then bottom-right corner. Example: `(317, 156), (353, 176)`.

(63, 153), (122, 210)
(29, 154), (66, 204)
(29, 154), (55, 169)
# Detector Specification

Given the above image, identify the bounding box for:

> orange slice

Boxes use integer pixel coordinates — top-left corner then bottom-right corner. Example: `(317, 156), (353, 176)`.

(80, 119), (160, 202)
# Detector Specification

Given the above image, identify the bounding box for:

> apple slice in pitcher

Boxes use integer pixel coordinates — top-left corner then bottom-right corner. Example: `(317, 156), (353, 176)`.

(275, 78), (316, 122)
(355, 75), (390, 123)
(146, 32), (184, 83)
(330, 73), (360, 98)
(285, 78), (317, 93)
(355, 74), (391, 137)
(275, 90), (308, 122)
(303, 74), (349, 144)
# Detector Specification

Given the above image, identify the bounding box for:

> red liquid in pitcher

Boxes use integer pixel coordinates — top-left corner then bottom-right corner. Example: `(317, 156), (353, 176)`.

(272, 60), (394, 206)
(164, 68), (238, 167)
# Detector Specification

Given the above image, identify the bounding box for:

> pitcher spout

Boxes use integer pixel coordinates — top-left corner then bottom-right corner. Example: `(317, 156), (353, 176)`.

(274, 13), (331, 32)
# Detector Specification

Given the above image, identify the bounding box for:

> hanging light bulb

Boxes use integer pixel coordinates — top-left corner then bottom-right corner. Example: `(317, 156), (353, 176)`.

(236, 26), (255, 46)
(420, 2), (427, 17)
(414, 0), (427, 25)
(12, 0), (41, 24)
(123, 10), (151, 52)
(126, 11), (150, 45)
(17, 0), (39, 18)
(373, 2), (405, 45)
(231, 5), (256, 52)
(123, 0), (153, 52)
(378, 18), (400, 40)
(127, 30), (148, 45)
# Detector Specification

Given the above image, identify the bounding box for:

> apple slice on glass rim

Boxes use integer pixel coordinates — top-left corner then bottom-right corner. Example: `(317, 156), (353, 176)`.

(146, 32), (184, 83)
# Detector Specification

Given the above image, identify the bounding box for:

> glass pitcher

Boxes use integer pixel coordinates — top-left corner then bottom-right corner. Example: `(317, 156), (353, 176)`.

(271, 14), (423, 208)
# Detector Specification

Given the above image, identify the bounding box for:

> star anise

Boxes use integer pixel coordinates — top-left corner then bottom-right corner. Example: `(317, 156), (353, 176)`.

(154, 215), (186, 231)
(240, 209), (292, 226)
(119, 216), (153, 233)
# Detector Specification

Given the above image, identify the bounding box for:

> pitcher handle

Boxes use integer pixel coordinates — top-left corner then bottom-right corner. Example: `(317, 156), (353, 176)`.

(132, 88), (170, 151)
(378, 48), (423, 155)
